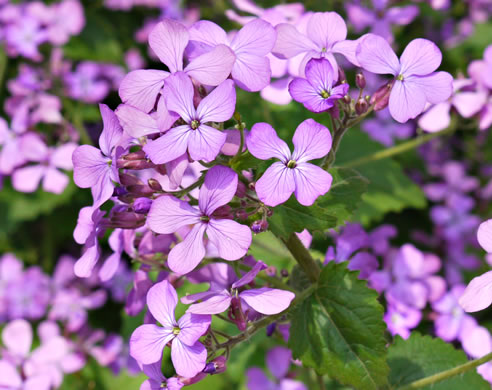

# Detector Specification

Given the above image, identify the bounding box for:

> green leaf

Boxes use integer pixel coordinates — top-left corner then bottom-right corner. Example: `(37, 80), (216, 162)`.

(388, 333), (490, 390)
(336, 130), (426, 225)
(289, 262), (389, 390)
(268, 167), (368, 239)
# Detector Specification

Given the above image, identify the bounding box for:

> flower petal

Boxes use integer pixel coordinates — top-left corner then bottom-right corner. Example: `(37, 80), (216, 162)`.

(291, 119), (332, 162)
(74, 237), (100, 278)
(12, 165), (45, 193)
(289, 77), (326, 112)
(72, 145), (110, 188)
(388, 79), (426, 123)
(2, 319), (32, 358)
(232, 54), (272, 92)
(185, 44), (236, 86)
(42, 167), (69, 194)
(98, 253), (120, 282)
(177, 313), (211, 346)
(170, 339), (207, 378)
(147, 195), (201, 235)
(188, 20), (228, 46)
(206, 219), (252, 260)
(186, 292), (232, 315)
(199, 165), (238, 215)
(162, 72), (195, 123)
(307, 12), (347, 49)
(400, 38), (442, 76)
(247, 122), (290, 162)
(0, 360), (22, 387)
(115, 104), (159, 138)
(459, 271), (492, 313)
(356, 33), (400, 75)
(232, 260), (267, 289)
(149, 19), (188, 73)
(197, 80), (236, 123)
(188, 124), (227, 162)
(144, 125), (191, 165)
(409, 72), (453, 104)
(130, 324), (174, 365)
(478, 219), (492, 253)
(293, 163), (332, 206)
(267, 346), (292, 380)
(246, 367), (274, 390)
(272, 23), (318, 59)
(240, 287), (295, 315)
(231, 19), (276, 57)
(418, 102), (451, 133)
(255, 161), (295, 207)
(118, 69), (169, 113)
(167, 223), (207, 275)
(305, 58), (334, 93)
(99, 104), (124, 156)
(147, 280), (178, 327)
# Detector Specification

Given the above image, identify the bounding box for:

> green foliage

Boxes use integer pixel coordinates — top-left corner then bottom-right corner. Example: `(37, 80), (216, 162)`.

(336, 130), (427, 225)
(289, 262), (389, 390)
(268, 168), (368, 238)
(387, 333), (490, 389)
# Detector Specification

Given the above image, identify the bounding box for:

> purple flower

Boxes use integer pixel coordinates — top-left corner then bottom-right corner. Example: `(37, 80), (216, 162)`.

(247, 119), (332, 207)
(272, 11), (362, 75)
(362, 108), (414, 146)
(140, 360), (184, 390)
(0, 118), (26, 175)
(246, 347), (306, 390)
(64, 62), (111, 103)
(5, 17), (46, 61)
(73, 104), (127, 209)
(289, 58), (349, 112)
(468, 44), (492, 89)
(129, 280), (211, 378)
(356, 34), (453, 123)
(119, 18), (235, 113)
(183, 261), (295, 316)
(384, 302), (422, 339)
(45, 0), (85, 46)
(188, 18), (276, 92)
(147, 166), (252, 274)
(143, 73), (235, 164)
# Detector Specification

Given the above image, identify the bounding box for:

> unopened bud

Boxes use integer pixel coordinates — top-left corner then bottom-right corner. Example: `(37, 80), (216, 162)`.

(265, 266), (277, 277)
(213, 205), (232, 219)
(122, 150), (146, 160)
(109, 212), (145, 229)
(337, 67), (346, 84)
(251, 219), (268, 234)
(370, 81), (393, 111)
(230, 297), (247, 331)
(134, 197), (152, 214)
(235, 181), (247, 198)
(126, 185), (154, 197)
(355, 98), (368, 115)
(235, 210), (249, 220)
(343, 95), (351, 104)
(156, 164), (167, 176)
(280, 269), (289, 278)
(114, 187), (128, 197)
(355, 73), (366, 89)
(147, 178), (162, 192)
(266, 322), (277, 337)
(119, 159), (155, 170)
(203, 356), (227, 375)
(119, 173), (142, 186)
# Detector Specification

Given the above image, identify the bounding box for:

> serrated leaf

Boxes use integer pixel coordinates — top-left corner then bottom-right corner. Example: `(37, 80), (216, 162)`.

(268, 168), (368, 239)
(289, 262), (389, 390)
(336, 130), (426, 225)
(388, 333), (490, 390)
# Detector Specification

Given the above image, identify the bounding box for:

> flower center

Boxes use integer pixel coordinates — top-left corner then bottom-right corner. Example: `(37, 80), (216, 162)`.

(200, 215), (210, 222)
(191, 120), (200, 130)
(321, 47), (327, 53)
(320, 89), (330, 99)
(287, 160), (297, 169)
(396, 74), (404, 81)
(172, 326), (180, 335)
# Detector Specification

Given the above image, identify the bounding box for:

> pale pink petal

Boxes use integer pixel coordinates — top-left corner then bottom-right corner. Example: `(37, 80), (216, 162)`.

(147, 280), (178, 327)
(409, 72), (453, 104)
(199, 165), (238, 215)
(332, 37), (364, 67)
(247, 122), (290, 162)
(72, 145), (110, 188)
(98, 253), (120, 282)
(418, 102), (451, 133)
(260, 77), (293, 105)
(389, 80), (426, 123)
(116, 105), (159, 138)
(231, 19), (276, 56)
(356, 33), (400, 75)
(307, 12), (347, 49)
(197, 80), (236, 123)
(386, 5), (419, 24)
(453, 91), (488, 118)
(186, 292), (232, 315)
(162, 72), (195, 123)
(24, 374), (52, 390)
(292, 119), (332, 163)
(2, 319), (32, 358)
(272, 23), (318, 59)
(50, 142), (77, 170)
(177, 313), (211, 346)
(185, 44), (236, 86)
(206, 219), (252, 260)
(156, 96), (179, 132)
(188, 124), (227, 162)
(149, 19), (188, 73)
(165, 153), (189, 190)
(74, 240), (100, 278)
(232, 260), (267, 288)
(459, 271), (492, 312)
(167, 223), (207, 275)
(255, 162), (295, 207)
(170, 339), (207, 378)
(188, 20), (228, 46)
(247, 367), (274, 389)
(267, 346), (292, 380)
(147, 195), (201, 234)
(293, 163), (333, 206)
(12, 165), (45, 192)
(91, 171), (115, 209)
(99, 103), (123, 156)
(118, 70), (169, 113)
(232, 54), (272, 92)
(130, 324), (174, 365)
(144, 125), (191, 165)
(20, 133), (48, 162)
(240, 287), (295, 315)
(400, 38), (442, 76)
(42, 167), (68, 194)
(478, 219), (492, 253)
(0, 360), (22, 387)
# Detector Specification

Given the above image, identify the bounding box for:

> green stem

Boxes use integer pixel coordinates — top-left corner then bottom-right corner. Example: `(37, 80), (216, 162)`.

(398, 351), (492, 390)
(282, 233), (320, 282)
(340, 124), (456, 169)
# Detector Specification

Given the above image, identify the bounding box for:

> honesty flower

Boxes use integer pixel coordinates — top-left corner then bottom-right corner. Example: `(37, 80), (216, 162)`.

(289, 58), (349, 112)
(130, 280), (211, 378)
(247, 119), (332, 207)
(144, 72), (236, 164)
(73, 104), (127, 209)
(356, 34), (453, 123)
(147, 166), (252, 275)
(140, 359), (184, 390)
(119, 18), (235, 113)
(188, 18), (276, 92)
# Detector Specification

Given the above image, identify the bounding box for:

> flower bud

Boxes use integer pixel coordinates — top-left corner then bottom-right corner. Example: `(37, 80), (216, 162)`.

(265, 266), (277, 277)
(119, 159), (155, 170)
(355, 98), (368, 115)
(251, 219), (268, 234)
(235, 181), (247, 198)
(122, 150), (146, 160)
(230, 297), (247, 331)
(281, 269), (289, 278)
(203, 356), (227, 375)
(156, 164), (167, 176)
(114, 187), (128, 197)
(355, 73), (366, 89)
(119, 173), (142, 186)
(235, 210), (249, 220)
(337, 67), (346, 84)
(147, 178), (162, 192)
(370, 81), (393, 111)
(133, 197), (152, 214)
(126, 185), (154, 197)
(108, 212), (145, 229)
(266, 322), (277, 337)
(343, 94), (351, 104)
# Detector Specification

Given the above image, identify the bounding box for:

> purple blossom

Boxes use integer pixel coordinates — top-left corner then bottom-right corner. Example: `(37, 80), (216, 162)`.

(129, 280), (211, 378)
(384, 302), (422, 339)
(188, 18), (276, 92)
(356, 34), (453, 123)
(140, 359), (184, 390)
(0, 118), (26, 175)
(362, 108), (414, 146)
(247, 119), (332, 207)
(468, 44), (492, 89)
(147, 165), (252, 275)
(143, 73), (235, 164)
(64, 62), (111, 103)
(289, 58), (349, 112)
